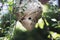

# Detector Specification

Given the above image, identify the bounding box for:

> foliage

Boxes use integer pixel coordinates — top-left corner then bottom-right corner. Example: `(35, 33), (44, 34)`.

(37, 4), (60, 40)
(0, 0), (60, 40)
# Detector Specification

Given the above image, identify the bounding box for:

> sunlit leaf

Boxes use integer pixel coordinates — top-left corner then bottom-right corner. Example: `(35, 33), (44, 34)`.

(8, 2), (13, 5)
(44, 18), (49, 26)
(15, 21), (27, 32)
(8, 6), (13, 12)
(51, 18), (57, 22)
(50, 31), (60, 39)
(38, 18), (44, 29)
(43, 5), (48, 12)
(35, 23), (39, 28)
(4, 37), (9, 40)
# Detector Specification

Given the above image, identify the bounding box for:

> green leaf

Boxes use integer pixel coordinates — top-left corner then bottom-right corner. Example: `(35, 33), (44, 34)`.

(8, 6), (13, 12)
(35, 23), (39, 28)
(50, 31), (60, 39)
(38, 18), (44, 29)
(44, 18), (49, 26)
(15, 21), (27, 32)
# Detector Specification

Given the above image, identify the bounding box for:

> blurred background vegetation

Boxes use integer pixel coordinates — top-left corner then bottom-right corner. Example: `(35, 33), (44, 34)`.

(0, 0), (60, 40)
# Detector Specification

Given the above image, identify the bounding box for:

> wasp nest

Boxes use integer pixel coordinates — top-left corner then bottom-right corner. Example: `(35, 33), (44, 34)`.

(15, 0), (43, 31)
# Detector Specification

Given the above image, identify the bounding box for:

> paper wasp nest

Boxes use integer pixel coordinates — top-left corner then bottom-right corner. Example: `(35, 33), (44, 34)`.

(15, 0), (43, 30)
